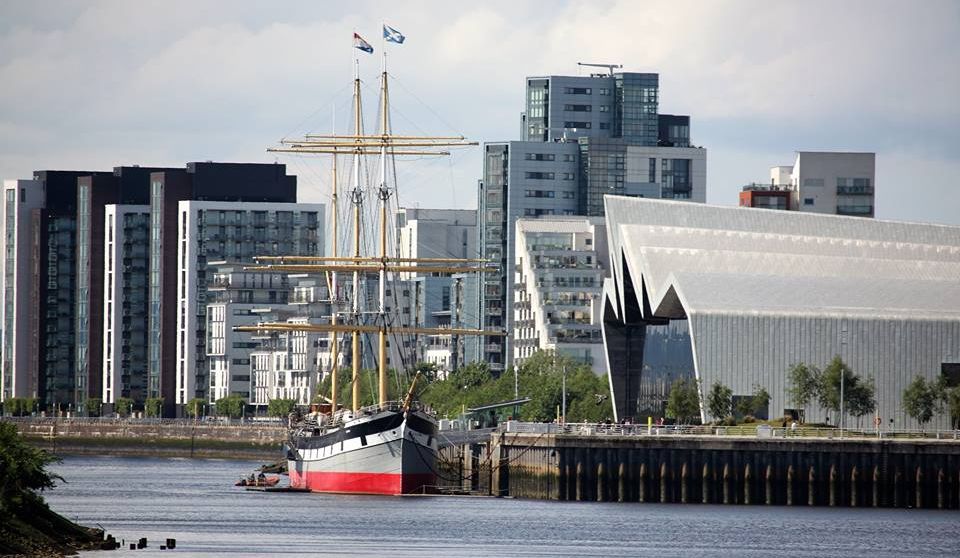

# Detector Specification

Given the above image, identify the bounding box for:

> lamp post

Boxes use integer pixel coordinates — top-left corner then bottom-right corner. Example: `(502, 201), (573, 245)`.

(839, 368), (845, 438)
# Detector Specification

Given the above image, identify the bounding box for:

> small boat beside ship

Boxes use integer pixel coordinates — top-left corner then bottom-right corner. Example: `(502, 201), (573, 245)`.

(235, 475), (281, 488)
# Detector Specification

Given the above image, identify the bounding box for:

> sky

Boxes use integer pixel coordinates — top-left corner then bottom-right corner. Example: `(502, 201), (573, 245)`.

(1, 0), (959, 225)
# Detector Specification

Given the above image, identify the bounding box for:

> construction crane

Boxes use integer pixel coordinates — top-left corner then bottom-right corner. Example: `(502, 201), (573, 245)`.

(577, 62), (622, 76)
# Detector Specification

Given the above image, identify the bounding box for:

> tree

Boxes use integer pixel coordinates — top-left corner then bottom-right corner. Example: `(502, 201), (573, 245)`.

(665, 377), (700, 424)
(215, 395), (246, 419)
(750, 385), (771, 418)
(115, 397), (134, 417)
(943, 386), (960, 430)
(84, 398), (102, 417)
(788, 362), (821, 415)
(267, 398), (298, 418)
(706, 382), (733, 422)
(846, 378), (876, 425)
(903, 376), (938, 428)
(0, 422), (61, 512)
(185, 398), (206, 418)
(144, 398), (164, 418)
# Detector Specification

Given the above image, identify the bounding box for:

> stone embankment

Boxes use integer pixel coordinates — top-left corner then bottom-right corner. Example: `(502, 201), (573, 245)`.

(8, 418), (287, 460)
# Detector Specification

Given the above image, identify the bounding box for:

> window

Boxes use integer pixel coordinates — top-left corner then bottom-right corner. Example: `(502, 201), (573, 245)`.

(524, 172), (555, 180)
(585, 238), (592, 245)
(562, 173), (576, 181)
(599, 123), (610, 130)
(599, 88), (610, 95)
(563, 121), (591, 129)
(804, 198), (815, 206)
(562, 154), (576, 162)
(561, 191), (576, 199)
(598, 105), (609, 112)
(564, 87), (592, 95)
(563, 104), (592, 112)
(524, 153), (556, 161)
(524, 190), (554, 198)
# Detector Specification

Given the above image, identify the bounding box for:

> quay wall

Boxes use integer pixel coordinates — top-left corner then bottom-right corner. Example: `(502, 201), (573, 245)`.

(443, 432), (960, 509)
(7, 419), (287, 460)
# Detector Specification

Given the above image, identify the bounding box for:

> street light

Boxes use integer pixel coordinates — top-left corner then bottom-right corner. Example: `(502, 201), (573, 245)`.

(561, 364), (567, 425)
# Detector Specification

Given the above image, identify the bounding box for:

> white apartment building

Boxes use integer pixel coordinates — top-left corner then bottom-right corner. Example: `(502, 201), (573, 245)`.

(625, 145), (708, 203)
(175, 201), (324, 406)
(513, 217), (609, 373)
(101, 204), (151, 404)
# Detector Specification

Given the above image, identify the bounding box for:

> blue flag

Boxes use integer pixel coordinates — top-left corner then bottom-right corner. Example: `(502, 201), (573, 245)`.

(353, 32), (373, 54)
(383, 24), (405, 44)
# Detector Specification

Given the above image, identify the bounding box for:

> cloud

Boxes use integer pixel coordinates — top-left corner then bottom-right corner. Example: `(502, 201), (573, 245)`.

(0, 0), (957, 224)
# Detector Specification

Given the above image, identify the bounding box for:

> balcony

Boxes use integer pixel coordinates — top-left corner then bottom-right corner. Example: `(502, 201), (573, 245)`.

(837, 186), (874, 195)
(836, 205), (874, 216)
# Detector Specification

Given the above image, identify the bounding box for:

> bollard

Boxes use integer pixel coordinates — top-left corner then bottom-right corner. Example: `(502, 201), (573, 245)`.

(638, 463), (647, 503)
(680, 462), (689, 504)
(786, 465), (794, 506)
(660, 462), (669, 504)
(167, 538), (176, 550)
(743, 463), (752, 505)
(808, 466), (816, 507)
(702, 463), (710, 504)
(130, 544), (136, 550)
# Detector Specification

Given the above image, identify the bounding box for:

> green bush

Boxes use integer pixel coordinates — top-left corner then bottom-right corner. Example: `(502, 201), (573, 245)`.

(84, 398), (102, 417)
(144, 398), (164, 418)
(267, 399), (297, 418)
(215, 395), (246, 419)
(115, 397), (134, 417)
(185, 398), (206, 418)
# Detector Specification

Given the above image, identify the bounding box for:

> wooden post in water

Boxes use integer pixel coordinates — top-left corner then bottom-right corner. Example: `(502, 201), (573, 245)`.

(893, 468), (902, 508)
(828, 464), (837, 507)
(618, 462), (626, 503)
(743, 463), (752, 505)
(638, 463), (647, 503)
(722, 463), (731, 505)
(765, 464), (774, 505)
(872, 465), (880, 507)
(937, 468), (945, 509)
(576, 461), (584, 502)
(597, 462), (606, 502)
(915, 466), (924, 509)
(786, 465), (794, 506)
(808, 466), (816, 507)
(660, 462), (669, 504)
(680, 462), (689, 504)
(850, 466), (859, 507)
(702, 463), (710, 504)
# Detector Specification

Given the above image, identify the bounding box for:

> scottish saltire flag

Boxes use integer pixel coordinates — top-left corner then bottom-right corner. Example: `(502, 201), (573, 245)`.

(353, 32), (374, 53)
(383, 24), (405, 44)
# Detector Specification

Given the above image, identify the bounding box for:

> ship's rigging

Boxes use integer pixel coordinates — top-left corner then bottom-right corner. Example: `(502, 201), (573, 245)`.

(236, 48), (498, 414)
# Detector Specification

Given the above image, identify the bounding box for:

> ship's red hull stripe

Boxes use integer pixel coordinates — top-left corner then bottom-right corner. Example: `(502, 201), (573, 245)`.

(290, 469), (435, 495)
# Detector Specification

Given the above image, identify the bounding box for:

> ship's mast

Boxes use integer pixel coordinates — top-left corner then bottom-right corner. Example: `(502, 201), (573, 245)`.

(328, 125), (339, 413)
(351, 60), (363, 412)
(377, 51), (390, 409)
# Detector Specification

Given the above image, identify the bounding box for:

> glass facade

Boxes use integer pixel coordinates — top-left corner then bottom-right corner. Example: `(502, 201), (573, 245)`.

(147, 180), (163, 398)
(74, 184), (90, 409)
(2, 189), (15, 399)
(615, 73), (659, 146)
(44, 214), (77, 409)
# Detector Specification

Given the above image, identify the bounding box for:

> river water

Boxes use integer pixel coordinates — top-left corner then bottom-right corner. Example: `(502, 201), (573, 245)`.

(44, 456), (958, 557)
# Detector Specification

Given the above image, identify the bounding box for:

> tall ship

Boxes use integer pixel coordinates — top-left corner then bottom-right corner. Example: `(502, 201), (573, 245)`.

(237, 28), (492, 495)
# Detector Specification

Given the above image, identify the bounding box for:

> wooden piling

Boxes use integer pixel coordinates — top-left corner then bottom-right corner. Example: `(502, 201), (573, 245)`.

(723, 463), (731, 505)
(829, 464), (837, 507)
(618, 461), (626, 503)
(937, 468), (945, 509)
(786, 465), (794, 506)
(660, 462), (669, 503)
(638, 463), (647, 503)
(893, 468), (902, 508)
(872, 465), (880, 507)
(597, 462), (606, 502)
(743, 463), (752, 505)
(702, 462), (710, 504)
(850, 466), (859, 508)
(765, 464), (774, 505)
(576, 461), (584, 502)
(915, 466), (923, 509)
(808, 466), (816, 507)
(680, 462), (689, 504)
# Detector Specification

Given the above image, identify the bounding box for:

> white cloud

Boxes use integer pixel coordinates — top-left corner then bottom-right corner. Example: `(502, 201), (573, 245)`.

(0, 0), (957, 223)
